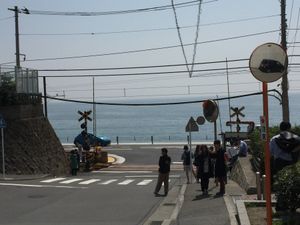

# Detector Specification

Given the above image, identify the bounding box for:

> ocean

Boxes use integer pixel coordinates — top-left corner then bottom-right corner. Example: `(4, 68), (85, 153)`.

(47, 92), (300, 144)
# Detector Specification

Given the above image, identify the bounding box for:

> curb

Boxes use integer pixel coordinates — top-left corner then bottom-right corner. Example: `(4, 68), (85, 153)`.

(0, 174), (51, 181)
(143, 183), (187, 225)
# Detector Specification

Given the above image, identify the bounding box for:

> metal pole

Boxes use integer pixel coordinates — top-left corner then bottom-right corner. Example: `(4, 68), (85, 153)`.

(280, 0), (290, 122)
(1, 128), (5, 179)
(43, 76), (48, 118)
(226, 58), (232, 131)
(262, 82), (272, 225)
(189, 123), (193, 183)
(92, 77), (96, 136)
(214, 121), (217, 141)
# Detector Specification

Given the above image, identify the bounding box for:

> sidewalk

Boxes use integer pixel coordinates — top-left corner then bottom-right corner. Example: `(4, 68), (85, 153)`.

(176, 179), (246, 225)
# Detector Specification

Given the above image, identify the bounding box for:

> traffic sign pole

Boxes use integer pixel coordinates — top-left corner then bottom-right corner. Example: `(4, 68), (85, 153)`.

(1, 128), (5, 179)
(263, 82), (272, 225)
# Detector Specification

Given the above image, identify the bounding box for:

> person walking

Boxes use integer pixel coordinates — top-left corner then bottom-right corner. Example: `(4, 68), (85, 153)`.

(181, 145), (192, 184)
(193, 145), (201, 183)
(70, 150), (79, 176)
(211, 140), (227, 196)
(154, 148), (171, 196)
(197, 145), (213, 195)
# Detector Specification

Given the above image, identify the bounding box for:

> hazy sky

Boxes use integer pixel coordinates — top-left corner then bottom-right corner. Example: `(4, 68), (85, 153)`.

(1, 0), (299, 102)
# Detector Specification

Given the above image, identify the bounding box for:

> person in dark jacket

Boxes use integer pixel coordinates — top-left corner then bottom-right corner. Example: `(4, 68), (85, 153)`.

(197, 145), (213, 195)
(211, 140), (227, 196)
(154, 148), (171, 196)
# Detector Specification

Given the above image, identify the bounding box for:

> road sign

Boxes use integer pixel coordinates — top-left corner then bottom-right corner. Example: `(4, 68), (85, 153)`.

(185, 117), (199, 132)
(249, 43), (288, 83)
(0, 114), (6, 129)
(196, 116), (205, 125)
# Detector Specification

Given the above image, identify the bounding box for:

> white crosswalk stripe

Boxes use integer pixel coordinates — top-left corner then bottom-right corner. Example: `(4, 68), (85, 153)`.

(99, 179), (118, 185)
(41, 178), (66, 183)
(60, 178), (83, 184)
(118, 179), (134, 185)
(78, 179), (100, 185)
(39, 178), (165, 187)
(137, 179), (153, 186)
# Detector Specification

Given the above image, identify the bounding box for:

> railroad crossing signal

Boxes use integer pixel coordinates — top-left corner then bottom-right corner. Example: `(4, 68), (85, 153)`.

(78, 110), (92, 122)
(230, 106), (245, 118)
(78, 110), (92, 133)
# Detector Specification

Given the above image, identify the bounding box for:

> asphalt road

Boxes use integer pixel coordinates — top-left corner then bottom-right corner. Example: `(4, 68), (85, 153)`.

(0, 144), (186, 225)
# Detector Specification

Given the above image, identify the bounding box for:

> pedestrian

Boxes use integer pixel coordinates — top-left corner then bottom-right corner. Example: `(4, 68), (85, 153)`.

(211, 140), (227, 196)
(238, 140), (248, 157)
(181, 145), (192, 184)
(74, 149), (80, 172)
(197, 145), (213, 195)
(270, 121), (300, 175)
(193, 145), (201, 183)
(70, 150), (79, 176)
(154, 148), (171, 196)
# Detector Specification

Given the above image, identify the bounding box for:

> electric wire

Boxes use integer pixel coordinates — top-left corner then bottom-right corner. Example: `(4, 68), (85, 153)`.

(19, 14), (280, 36)
(190, 0), (203, 76)
(22, 29), (279, 63)
(43, 89), (278, 106)
(21, 0), (217, 16)
(171, 0), (192, 77)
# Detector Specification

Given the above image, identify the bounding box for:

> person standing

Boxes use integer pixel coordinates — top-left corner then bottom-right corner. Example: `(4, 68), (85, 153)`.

(154, 148), (171, 196)
(181, 145), (193, 183)
(70, 150), (79, 176)
(270, 121), (300, 175)
(193, 145), (201, 183)
(238, 140), (248, 157)
(197, 145), (213, 195)
(211, 140), (227, 196)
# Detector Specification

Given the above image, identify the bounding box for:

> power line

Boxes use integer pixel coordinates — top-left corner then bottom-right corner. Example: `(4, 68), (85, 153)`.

(22, 30), (279, 63)
(40, 65), (249, 78)
(38, 58), (248, 72)
(43, 89), (277, 106)
(19, 14), (280, 36)
(21, 0), (217, 16)
(171, 0), (192, 77)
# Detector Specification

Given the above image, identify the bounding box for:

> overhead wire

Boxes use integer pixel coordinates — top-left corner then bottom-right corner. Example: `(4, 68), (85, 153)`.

(171, 0), (192, 77)
(19, 14), (280, 36)
(21, 0), (217, 16)
(22, 30), (279, 63)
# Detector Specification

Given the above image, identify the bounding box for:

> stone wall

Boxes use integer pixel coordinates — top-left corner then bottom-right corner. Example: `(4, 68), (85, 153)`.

(230, 155), (257, 194)
(0, 104), (68, 175)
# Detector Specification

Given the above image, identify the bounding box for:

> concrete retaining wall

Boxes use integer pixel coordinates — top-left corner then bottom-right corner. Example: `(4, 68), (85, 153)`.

(230, 155), (257, 194)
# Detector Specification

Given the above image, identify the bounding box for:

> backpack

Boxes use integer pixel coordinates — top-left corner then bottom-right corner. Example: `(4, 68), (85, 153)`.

(275, 131), (300, 162)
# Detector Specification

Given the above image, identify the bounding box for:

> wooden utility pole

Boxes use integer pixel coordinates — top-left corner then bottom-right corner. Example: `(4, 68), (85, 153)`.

(280, 0), (290, 122)
(8, 6), (20, 68)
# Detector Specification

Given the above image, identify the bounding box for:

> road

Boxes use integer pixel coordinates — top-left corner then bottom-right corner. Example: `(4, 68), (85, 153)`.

(0, 144), (186, 225)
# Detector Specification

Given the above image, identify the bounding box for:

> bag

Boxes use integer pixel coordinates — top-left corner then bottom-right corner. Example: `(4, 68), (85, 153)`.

(275, 131), (300, 162)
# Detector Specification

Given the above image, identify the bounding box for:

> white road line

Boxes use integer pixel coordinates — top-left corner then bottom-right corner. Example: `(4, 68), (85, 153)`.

(60, 178), (83, 184)
(0, 182), (87, 189)
(172, 162), (182, 164)
(99, 179), (118, 185)
(79, 179), (100, 185)
(137, 179), (153, 186)
(125, 175), (180, 178)
(41, 177), (66, 183)
(118, 179), (134, 185)
(92, 171), (153, 174)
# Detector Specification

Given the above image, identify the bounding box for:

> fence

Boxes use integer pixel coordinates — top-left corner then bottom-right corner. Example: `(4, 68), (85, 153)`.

(0, 66), (41, 106)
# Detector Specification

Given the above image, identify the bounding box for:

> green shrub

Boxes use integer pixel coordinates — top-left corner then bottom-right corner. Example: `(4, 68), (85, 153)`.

(273, 161), (300, 212)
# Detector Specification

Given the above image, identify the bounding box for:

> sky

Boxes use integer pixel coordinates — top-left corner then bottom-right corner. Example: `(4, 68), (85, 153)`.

(1, 0), (300, 102)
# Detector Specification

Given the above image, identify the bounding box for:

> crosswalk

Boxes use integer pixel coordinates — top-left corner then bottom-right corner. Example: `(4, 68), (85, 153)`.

(39, 177), (170, 187)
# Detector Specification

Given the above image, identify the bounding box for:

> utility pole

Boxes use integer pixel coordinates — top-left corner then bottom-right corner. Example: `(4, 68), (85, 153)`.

(280, 0), (290, 122)
(8, 6), (21, 68)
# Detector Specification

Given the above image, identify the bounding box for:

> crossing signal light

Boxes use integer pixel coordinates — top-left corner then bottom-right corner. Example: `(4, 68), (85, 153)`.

(202, 100), (219, 122)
